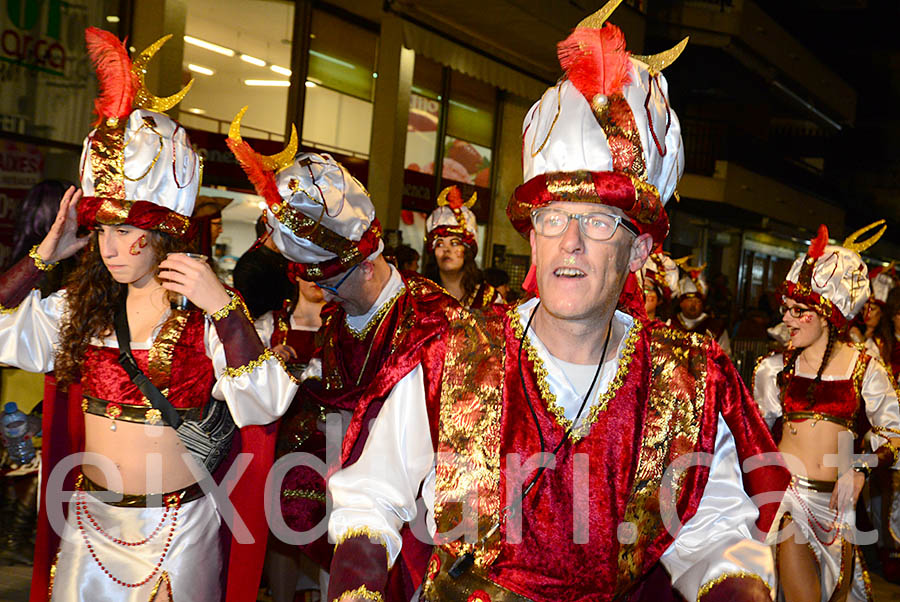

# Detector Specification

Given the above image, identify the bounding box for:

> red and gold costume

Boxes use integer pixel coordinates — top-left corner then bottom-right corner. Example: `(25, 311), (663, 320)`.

(228, 113), (464, 598)
(12, 29), (298, 602)
(327, 300), (789, 601)
(753, 222), (900, 600)
(327, 3), (789, 600)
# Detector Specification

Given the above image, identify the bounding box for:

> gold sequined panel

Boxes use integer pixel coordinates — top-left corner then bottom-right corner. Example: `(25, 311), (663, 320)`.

(614, 326), (708, 595)
(147, 311), (189, 392)
(508, 306), (642, 439)
(594, 93), (647, 180)
(90, 125), (126, 200)
(546, 171), (597, 200)
(95, 198), (132, 224)
(434, 306), (505, 569)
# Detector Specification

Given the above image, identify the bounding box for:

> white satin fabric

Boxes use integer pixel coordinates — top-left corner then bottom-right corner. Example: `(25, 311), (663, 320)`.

(521, 61), (684, 204)
(871, 270), (895, 304)
(80, 109), (200, 215)
(0, 289), (297, 428)
(328, 300), (775, 600)
(753, 351), (900, 456)
(768, 485), (868, 602)
(51, 491), (222, 602)
(784, 245), (869, 322)
(270, 152), (376, 264)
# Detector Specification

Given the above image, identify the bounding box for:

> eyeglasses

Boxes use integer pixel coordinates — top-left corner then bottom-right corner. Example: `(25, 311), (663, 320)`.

(530, 207), (639, 241)
(315, 263), (360, 295)
(779, 304), (814, 319)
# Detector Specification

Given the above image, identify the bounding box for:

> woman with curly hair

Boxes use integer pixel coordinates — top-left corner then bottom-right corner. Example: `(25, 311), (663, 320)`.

(1, 30), (296, 602)
(753, 223), (900, 602)
(423, 185), (501, 309)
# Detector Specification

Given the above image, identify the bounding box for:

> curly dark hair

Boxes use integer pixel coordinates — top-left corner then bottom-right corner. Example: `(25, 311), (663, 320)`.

(54, 229), (191, 385)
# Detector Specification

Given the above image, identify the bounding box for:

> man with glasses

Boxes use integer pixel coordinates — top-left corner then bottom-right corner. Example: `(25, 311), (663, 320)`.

(227, 126), (461, 599)
(326, 3), (789, 601)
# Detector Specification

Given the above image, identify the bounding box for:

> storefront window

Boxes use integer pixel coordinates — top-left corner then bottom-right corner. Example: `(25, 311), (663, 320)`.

(179, 0), (294, 141)
(301, 9), (376, 158)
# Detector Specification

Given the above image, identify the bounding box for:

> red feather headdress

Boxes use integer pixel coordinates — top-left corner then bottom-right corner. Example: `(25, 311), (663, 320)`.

(85, 27), (135, 126)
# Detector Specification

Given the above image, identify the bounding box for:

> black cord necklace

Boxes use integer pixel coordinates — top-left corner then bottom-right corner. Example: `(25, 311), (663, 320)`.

(448, 300), (614, 579)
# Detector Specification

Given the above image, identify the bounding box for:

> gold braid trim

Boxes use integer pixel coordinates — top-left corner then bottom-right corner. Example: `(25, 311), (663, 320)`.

(696, 572), (770, 601)
(29, 245), (56, 271)
(333, 585), (384, 602)
(282, 489), (326, 503)
(345, 284), (405, 340)
(211, 290), (251, 321)
(508, 304), (641, 439)
(0, 303), (18, 314)
(334, 526), (390, 568)
(221, 348), (276, 378)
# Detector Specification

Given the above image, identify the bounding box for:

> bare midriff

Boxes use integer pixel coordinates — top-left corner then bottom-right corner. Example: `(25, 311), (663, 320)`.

(82, 413), (199, 494)
(778, 418), (850, 481)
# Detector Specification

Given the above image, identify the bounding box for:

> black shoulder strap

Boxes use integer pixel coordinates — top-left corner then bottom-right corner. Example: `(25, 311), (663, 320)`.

(114, 304), (183, 428)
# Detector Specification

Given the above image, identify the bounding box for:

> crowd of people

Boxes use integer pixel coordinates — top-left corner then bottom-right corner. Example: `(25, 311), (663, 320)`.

(1, 3), (900, 601)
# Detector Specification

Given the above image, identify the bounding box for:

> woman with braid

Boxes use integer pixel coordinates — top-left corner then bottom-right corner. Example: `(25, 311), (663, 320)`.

(754, 222), (900, 601)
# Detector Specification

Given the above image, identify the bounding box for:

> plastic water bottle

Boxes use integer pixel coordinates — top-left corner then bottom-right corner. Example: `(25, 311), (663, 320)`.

(1, 402), (36, 465)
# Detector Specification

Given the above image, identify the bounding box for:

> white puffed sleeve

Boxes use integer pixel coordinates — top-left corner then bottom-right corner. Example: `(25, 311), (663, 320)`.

(861, 358), (900, 460)
(327, 364), (435, 565)
(254, 311), (276, 346)
(207, 320), (298, 427)
(753, 353), (783, 429)
(660, 415), (776, 600)
(0, 290), (67, 373)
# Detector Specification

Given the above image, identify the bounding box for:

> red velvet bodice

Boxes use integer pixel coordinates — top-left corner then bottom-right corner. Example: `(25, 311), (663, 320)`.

(781, 351), (868, 427)
(782, 376), (860, 422)
(80, 309), (215, 408)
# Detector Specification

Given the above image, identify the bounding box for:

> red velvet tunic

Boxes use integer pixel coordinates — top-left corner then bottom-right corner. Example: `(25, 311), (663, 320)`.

(420, 307), (789, 600)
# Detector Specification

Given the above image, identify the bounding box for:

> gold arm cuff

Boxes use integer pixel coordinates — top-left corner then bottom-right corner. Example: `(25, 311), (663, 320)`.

(210, 290), (251, 321)
(221, 349), (276, 378)
(29, 245), (56, 271)
(333, 585), (384, 602)
(696, 572), (770, 601)
(335, 526), (390, 568)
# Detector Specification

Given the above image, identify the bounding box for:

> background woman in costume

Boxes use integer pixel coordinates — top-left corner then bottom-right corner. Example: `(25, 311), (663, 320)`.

(3, 29), (295, 602)
(422, 185), (501, 309)
(256, 263), (330, 602)
(753, 222), (900, 601)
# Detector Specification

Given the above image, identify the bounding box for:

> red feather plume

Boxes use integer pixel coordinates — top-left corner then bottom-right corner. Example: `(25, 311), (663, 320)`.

(808, 224), (829, 259)
(447, 186), (463, 209)
(226, 138), (284, 209)
(85, 27), (135, 125)
(557, 24), (631, 101)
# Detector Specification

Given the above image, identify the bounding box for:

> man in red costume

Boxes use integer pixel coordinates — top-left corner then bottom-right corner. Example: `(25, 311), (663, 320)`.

(227, 114), (460, 598)
(325, 2), (790, 601)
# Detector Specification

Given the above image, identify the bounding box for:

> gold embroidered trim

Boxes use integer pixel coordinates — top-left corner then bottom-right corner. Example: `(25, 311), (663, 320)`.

(333, 585), (384, 602)
(334, 526), (390, 568)
(751, 350), (778, 398)
(696, 572), (769, 601)
(148, 570), (174, 602)
(148, 310), (188, 392)
(0, 303), (18, 314)
(48, 548), (60, 599)
(508, 305), (641, 439)
(29, 245), (56, 271)
(346, 284), (405, 341)
(211, 290), (250, 322)
(283, 489), (326, 503)
(222, 349), (276, 378)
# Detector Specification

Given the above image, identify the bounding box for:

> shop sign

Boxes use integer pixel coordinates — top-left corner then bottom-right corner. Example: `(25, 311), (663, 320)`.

(0, 140), (43, 266)
(2, 0), (68, 75)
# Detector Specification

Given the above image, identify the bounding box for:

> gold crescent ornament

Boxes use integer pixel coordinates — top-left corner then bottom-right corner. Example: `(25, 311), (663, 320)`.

(633, 37), (690, 73)
(132, 34), (194, 112)
(229, 106), (298, 174)
(843, 219), (886, 253)
(577, 0), (624, 29)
